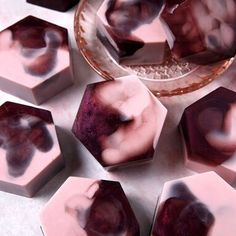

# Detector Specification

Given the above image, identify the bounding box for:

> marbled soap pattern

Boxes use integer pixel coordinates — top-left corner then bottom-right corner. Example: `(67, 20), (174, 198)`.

(151, 172), (236, 236)
(0, 102), (63, 197)
(180, 87), (236, 183)
(26, 0), (79, 12)
(0, 16), (73, 104)
(161, 0), (236, 64)
(105, 0), (164, 34)
(40, 177), (140, 236)
(72, 76), (167, 169)
(96, 0), (168, 65)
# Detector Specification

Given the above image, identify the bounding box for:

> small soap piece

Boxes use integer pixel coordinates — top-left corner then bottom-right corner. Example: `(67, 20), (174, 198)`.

(40, 177), (140, 236)
(72, 76), (167, 169)
(0, 102), (63, 197)
(161, 0), (236, 64)
(0, 16), (73, 104)
(179, 87), (236, 184)
(96, 0), (168, 65)
(151, 172), (236, 236)
(26, 0), (79, 12)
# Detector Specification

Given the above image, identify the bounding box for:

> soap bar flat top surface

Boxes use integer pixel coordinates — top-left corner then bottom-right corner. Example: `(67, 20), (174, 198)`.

(0, 15), (69, 88)
(40, 177), (140, 236)
(96, 0), (167, 64)
(97, 0), (165, 42)
(0, 102), (60, 187)
(180, 87), (236, 167)
(152, 172), (236, 236)
(72, 76), (167, 168)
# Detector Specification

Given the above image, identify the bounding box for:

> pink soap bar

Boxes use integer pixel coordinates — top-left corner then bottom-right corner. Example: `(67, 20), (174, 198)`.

(72, 76), (167, 169)
(40, 177), (140, 236)
(180, 87), (236, 184)
(0, 102), (63, 197)
(151, 172), (236, 236)
(96, 0), (168, 65)
(26, 0), (79, 12)
(0, 15), (73, 104)
(160, 0), (236, 64)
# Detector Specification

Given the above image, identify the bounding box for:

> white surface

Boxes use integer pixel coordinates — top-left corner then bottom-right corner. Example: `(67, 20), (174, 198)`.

(0, 1), (236, 236)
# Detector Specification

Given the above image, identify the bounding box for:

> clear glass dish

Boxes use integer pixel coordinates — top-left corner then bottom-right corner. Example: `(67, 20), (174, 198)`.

(74, 0), (233, 97)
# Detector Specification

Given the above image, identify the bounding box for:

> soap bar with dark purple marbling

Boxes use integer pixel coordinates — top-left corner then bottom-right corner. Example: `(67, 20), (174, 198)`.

(40, 177), (140, 236)
(151, 172), (236, 236)
(0, 15), (73, 104)
(96, 0), (168, 65)
(0, 102), (63, 197)
(180, 87), (236, 184)
(72, 76), (167, 169)
(26, 0), (79, 12)
(160, 0), (236, 64)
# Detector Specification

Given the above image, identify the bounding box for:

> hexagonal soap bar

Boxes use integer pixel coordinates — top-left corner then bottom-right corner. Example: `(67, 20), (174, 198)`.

(26, 0), (79, 12)
(180, 87), (236, 183)
(0, 15), (73, 104)
(161, 0), (236, 64)
(40, 177), (140, 236)
(151, 172), (236, 236)
(72, 76), (167, 169)
(96, 0), (168, 65)
(0, 102), (63, 197)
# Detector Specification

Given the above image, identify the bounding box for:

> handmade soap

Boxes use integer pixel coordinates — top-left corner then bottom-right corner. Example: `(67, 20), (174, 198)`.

(161, 0), (236, 64)
(96, 0), (168, 65)
(40, 177), (140, 236)
(0, 16), (73, 104)
(180, 87), (236, 183)
(72, 76), (167, 169)
(151, 172), (236, 236)
(0, 102), (63, 197)
(26, 0), (79, 12)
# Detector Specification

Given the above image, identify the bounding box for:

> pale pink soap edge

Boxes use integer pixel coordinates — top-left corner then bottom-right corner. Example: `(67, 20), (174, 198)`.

(0, 61), (73, 105)
(0, 154), (63, 197)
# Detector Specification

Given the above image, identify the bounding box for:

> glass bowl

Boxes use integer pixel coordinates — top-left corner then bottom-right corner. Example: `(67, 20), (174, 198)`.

(74, 0), (233, 97)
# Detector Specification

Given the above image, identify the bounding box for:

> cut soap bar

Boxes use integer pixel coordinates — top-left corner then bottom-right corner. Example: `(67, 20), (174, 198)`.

(96, 0), (168, 65)
(0, 102), (63, 197)
(161, 0), (236, 64)
(151, 172), (236, 236)
(26, 0), (79, 12)
(72, 76), (167, 169)
(40, 177), (140, 236)
(180, 87), (236, 184)
(0, 15), (73, 104)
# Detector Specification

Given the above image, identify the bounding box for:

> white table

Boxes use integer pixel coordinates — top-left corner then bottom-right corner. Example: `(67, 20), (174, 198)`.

(0, 1), (236, 235)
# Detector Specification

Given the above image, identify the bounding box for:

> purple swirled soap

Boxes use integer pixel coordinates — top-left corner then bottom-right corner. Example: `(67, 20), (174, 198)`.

(0, 102), (63, 197)
(72, 76), (167, 169)
(180, 87), (236, 183)
(40, 177), (140, 236)
(26, 0), (79, 12)
(0, 16), (73, 104)
(151, 172), (236, 236)
(161, 0), (236, 64)
(96, 0), (168, 65)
